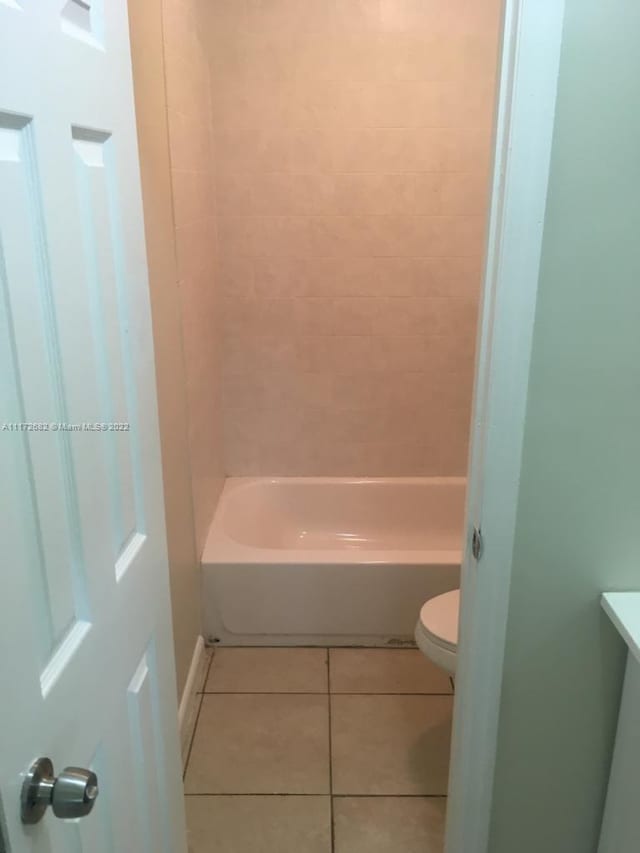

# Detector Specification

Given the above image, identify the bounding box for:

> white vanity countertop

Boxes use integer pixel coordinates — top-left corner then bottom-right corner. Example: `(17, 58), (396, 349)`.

(601, 592), (640, 662)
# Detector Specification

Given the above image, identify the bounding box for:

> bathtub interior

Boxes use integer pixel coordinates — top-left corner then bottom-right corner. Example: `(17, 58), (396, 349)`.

(209, 477), (466, 555)
(202, 477), (465, 646)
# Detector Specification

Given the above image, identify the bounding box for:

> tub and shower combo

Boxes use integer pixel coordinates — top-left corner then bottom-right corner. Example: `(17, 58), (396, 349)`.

(202, 477), (465, 646)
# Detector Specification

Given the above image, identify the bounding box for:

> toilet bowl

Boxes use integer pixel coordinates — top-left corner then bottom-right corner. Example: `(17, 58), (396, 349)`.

(415, 589), (460, 675)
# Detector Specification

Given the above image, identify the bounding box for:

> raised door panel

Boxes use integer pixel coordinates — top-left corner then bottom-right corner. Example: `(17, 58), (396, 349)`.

(71, 126), (146, 580)
(0, 113), (91, 686)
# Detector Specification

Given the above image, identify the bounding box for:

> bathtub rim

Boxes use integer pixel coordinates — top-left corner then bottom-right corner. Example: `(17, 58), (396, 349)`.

(202, 475), (466, 566)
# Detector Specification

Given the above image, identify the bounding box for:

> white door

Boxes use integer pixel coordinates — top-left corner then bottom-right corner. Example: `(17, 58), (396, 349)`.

(0, 2), (187, 852)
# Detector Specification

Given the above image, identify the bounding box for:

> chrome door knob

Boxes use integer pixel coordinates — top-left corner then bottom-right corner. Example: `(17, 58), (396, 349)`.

(21, 757), (99, 824)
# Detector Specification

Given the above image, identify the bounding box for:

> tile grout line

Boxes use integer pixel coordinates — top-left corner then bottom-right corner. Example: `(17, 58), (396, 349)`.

(208, 645), (419, 650)
(197, 691), (453, 697)
(182, 692), (204, 782)
(183, 651), (216, 783)
(186, 647), (451, 826)
(327, 648), (336, 853)
(183, 792), (449, 799)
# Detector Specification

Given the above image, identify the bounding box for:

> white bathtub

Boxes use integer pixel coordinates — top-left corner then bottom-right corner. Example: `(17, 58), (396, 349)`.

(202, 477), (464, 646)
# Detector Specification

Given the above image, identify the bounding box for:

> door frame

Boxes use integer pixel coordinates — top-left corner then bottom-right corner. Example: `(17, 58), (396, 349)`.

(445, 2), (566, 851)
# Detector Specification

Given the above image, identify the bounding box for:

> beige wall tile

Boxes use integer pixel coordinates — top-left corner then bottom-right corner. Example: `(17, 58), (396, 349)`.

(218, 255), (255, 295)
(172, 170), (214, 228)
(244, 0), (333, 35)
(167, 108), (213, 171)
(163, 0), (224, 555)
(201, 0), (501, 476)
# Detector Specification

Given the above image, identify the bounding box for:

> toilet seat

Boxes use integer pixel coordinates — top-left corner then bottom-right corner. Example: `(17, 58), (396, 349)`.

(415, 589), (460, 675)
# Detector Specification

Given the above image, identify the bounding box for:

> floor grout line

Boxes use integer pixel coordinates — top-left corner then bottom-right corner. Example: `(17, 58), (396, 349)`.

(183, 692), (204, 782)
(207, 644), (418, 650)
(197, 691), (453, 697)
(183, 792), (449, 798)
(327, 648), (336, 853)
(329, 692), (453, 697)
(187, 645), (452, 841)
(332, 794), (448, 799)
(183, 652), (216, 782)
(204, 647), (215, 685)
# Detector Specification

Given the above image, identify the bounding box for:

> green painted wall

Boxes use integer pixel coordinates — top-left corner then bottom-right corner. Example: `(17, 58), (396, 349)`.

(488, 1), (640, 850)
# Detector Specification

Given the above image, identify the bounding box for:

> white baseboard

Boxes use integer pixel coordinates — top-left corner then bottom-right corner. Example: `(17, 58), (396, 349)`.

(178, 635), (209, 767)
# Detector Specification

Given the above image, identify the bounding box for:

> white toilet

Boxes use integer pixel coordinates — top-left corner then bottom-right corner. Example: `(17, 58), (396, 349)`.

(415, 589), (460, 675)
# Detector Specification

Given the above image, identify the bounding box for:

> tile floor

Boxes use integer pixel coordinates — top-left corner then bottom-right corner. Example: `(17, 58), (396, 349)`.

(184, 647), (453, 853)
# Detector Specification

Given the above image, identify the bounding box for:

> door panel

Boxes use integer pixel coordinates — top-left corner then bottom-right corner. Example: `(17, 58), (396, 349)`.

(0, 113), (89, 667)
(0, 2), (186, 851)
(127, 643), (173, 853)
(71, 125), (146, 577)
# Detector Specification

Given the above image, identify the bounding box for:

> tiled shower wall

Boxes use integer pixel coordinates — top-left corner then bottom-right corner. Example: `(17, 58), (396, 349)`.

(205, 1), (502, 475)
(162, 0), (225, 552)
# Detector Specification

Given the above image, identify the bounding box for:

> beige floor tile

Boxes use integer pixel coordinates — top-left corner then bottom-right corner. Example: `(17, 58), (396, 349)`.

(185, 694), (330, 794)
(329, 649), (452, 694)
(331, 695), (453, 795)
(333, 796), (446, 853)
(186, 795), (331, 853)
(205, 647), (328, 693)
